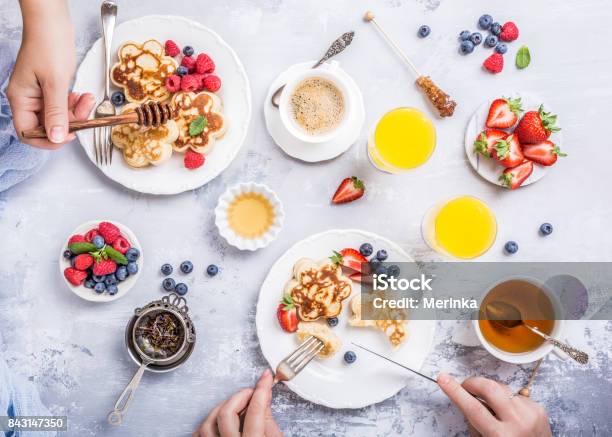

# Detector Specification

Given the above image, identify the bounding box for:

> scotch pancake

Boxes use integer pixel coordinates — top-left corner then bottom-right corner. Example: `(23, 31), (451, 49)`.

(296, 321), (342, 358)
(349, 294), (408, 348)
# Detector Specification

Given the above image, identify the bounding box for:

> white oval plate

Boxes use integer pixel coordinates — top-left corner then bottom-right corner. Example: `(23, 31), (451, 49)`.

(263, 61), (365, 163)
(59, 220), (143, 302)
(73, 15), (251, 195)
(255, 229), (436, 409)
(464, 93), (563, 188)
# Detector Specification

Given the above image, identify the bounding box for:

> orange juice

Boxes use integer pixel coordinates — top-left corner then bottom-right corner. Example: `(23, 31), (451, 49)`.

(227, 193), (275, 239)
(367, 107), (436, 172)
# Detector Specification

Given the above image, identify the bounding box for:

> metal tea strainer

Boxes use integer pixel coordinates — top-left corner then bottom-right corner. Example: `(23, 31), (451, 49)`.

(108, 293), (196, 426)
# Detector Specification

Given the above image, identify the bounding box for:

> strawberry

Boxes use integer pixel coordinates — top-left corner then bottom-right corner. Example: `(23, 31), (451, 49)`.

(349, 272), (373, 284)
(98, 221), (121, 244)
(84, 229), (99, 243)
(112, 236), (131, 254)
(499, 22), (519, 42)
(184, 150), (205, 169)
(68, 234), (86, 245)
(330, 248), (368, 273)
(64, 267), (87, 286)
(483, 53), (504, 74)
(93, 259), (117, 276)
(515, 105), (560, 144)
(277, 294), (298, 333)
(522, 141), (566, 166)
(474, 129), (507, 157)
(492, 134), (524, 168)
(331, 177), (365, 204)
(74, 254), (94, 271)
(485, 97), (523, 128)
(499, 160), (533, 189)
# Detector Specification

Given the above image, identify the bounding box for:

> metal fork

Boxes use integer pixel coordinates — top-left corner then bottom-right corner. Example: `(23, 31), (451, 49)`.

(94, 1), (117, 166)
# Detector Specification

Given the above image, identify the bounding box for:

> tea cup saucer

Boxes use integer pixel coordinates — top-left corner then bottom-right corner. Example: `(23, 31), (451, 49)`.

(264, 61), (365, 163)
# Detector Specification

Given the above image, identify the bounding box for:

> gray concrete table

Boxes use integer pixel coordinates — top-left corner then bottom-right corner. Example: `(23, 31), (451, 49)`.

(1, 0), (611, 435)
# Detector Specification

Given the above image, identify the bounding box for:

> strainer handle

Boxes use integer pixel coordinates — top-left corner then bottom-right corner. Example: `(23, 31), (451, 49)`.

(107, 362), (148, 426)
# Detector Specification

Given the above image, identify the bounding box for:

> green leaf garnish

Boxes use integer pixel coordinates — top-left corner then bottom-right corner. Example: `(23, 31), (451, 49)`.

(280, 294), (295, 311)
(104, 246), (128, 265)
(516, 46), (531, 69)
(189, 116), (208, 137)
(330, 250), (344, 266)
(69, 242), (97, 254)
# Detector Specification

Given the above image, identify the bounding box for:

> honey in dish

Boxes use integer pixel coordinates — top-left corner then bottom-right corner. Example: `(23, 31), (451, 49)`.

(479, 279), (555, 353)
(227, 193), (275, 239)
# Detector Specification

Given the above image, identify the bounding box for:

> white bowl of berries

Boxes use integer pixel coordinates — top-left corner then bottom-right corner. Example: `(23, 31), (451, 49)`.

(60, 220), (143, 302)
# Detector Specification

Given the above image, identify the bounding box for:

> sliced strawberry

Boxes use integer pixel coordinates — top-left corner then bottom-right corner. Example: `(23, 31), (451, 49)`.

(492, 134), (524, 168)
(330, 248), (368, 273)
(349, 272), (373, 284)
(277, 294), (298, 333)
(499, 160), (533, 189)
(331, 177), (365, 204)
(522, 141), (566, 166)
(474, 129), (507, 157)
(485, 97), (523, 129)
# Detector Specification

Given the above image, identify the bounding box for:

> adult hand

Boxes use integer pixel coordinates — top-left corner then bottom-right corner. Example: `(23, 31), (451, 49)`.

(7, 0), (95, 149)
(194, 369), (282, 437)
(438, 373), (552, 437)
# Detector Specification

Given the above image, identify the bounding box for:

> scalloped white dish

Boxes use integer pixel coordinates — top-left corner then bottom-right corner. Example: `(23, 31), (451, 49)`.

(215, 182), (284, 251)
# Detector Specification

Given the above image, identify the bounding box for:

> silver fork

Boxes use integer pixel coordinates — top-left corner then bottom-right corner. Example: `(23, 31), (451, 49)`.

(94, 1), (117, 166)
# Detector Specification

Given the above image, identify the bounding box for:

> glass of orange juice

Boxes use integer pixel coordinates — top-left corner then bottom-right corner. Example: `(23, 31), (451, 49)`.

(422, 196), (497, 259)
(367, 107), (436, 173)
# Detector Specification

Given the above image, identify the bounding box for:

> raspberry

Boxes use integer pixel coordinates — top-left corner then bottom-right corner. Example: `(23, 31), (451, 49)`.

(93, 259), (117, 276)
(112, 236), (131, 254)
(190, 74), (206, 90)
(184, 150), (205, 169)
(165, 75), (181, 93)
(195, 53), (215, 74)
(64, 267), (87, 286)
(84, 229), (99, 242)
(203, 75), (221, 92)
(68, 234), (86, 245)
(164, 40), (181, 57)
(98, 221), (121, 244)
(483, 53), (504, 74)
(499, 22), (519, 42)
(74, 254), (94, 271)
(181, 74), (200, 92)
(181, 56), (196, 73)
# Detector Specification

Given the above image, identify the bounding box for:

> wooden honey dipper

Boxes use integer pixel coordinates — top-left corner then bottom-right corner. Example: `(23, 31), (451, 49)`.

(22, 101), (175, 139)
(364, 11), (457, 118)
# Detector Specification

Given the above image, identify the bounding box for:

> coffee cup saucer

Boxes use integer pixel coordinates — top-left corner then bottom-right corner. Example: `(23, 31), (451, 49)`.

(264, 61), (365, 163)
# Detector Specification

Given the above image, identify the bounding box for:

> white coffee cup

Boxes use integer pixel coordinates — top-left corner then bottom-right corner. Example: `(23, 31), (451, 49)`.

(472, 276), (566, 364)
(278, 64), (352, 144)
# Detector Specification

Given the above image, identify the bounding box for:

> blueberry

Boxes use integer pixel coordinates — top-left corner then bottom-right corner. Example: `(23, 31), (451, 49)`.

(175, 282), (188, 295)
(490, 22), (502, 36)
(478, 14), (493, 30)
(375, 265), (388, 276)
(460, 40), (475, 54)
(125, 248), (140, 262)
(92, 274), (106, 283)
(111, 91), (125, 106)
(104, 274), (118, 286)
(176, 66), (188, 76)
(183, 46), (194, 56)
(127, 262), (139, 275)
(327, 317), (339, 328)
(161, 263), (173, 276)
(369, 259), (381, 272)
(84, 279), (95, 289)
(162, 278), (176, 291)
(540, 223), (554, 236)
(359, 243), (373, 257)
(70, 257), (76, 268)
(470, 32), (483, 46)
(94, 282), (106, 294)
(376, 250), (388, 261)
(459, 30), (471, 41)
(91, 235), (105, 249)
(63, 250), (72, 259)
(417, 25), (431, 38)
(207, 264), (219, 277)
(494, 43), (507, 54)
(485, 35), (498, 47)
(115, 266), (128, 281)
(180, 261), (193, 274)
(344, 351), (357, 364)
(387, 265), (401, 278)
(107, 285), (119, 295)
(504, 241), (519, 254)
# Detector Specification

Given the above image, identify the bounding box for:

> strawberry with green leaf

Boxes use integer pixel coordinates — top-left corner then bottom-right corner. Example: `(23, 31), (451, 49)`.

(515, 105), (560, 144)
(277, 294), (298, 332)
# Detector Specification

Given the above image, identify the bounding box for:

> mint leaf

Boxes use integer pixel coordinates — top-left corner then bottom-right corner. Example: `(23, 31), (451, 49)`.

(516, 46), (531, 69)
(104, 246), (128, 265)
(69, 242), (97, 254)
(189, 116), (207, 136)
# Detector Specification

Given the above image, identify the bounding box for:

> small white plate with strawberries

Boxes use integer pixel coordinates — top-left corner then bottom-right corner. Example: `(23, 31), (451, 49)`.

(465, 93), (564, 189)
(60, 220), (143, 302)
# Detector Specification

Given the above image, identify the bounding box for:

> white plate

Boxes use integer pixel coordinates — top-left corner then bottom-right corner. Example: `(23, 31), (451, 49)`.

(264, 62), (365, 163)
(255, 229), (436, 409)
(73, 15), (251, 195)
(464, 93), (563, 188)
(59, 220), (143, 302)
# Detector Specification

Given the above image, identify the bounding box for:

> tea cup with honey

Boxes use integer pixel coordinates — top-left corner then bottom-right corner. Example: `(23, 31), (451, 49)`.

(473, 278), (566, 364)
